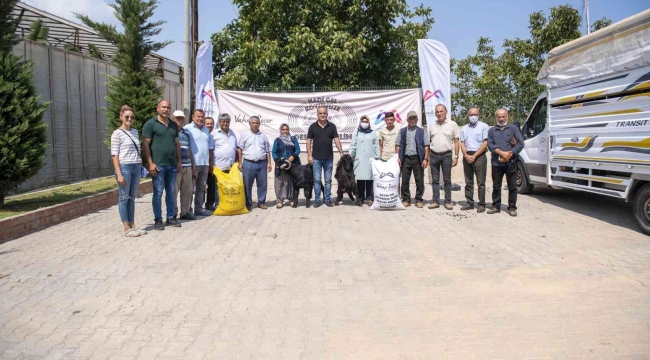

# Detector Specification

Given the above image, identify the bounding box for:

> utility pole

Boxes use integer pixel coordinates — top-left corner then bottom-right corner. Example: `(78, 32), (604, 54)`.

(183, 0), (191, 114)
(191, 0), (199, 110)
(585, 0), (591, 34)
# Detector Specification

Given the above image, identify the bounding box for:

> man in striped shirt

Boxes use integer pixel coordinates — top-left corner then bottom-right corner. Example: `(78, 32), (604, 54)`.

(172, 110), (197, 220)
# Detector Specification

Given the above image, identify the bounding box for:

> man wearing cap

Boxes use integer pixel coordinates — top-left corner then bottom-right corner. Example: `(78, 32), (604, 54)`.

(428, 104), (460, 210)
(142, 100), (182, 229)
(172, 110), (197, 221)
(460, 107), (489, 213)
(395, 111), (430, 208)
(184, 109), (214, 216)
(237, 116), (272, 210)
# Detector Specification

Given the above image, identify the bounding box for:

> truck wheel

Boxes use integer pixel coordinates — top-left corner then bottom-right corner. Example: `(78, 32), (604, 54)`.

(633, 183), (650, 236)
(517, 162), (534, 194)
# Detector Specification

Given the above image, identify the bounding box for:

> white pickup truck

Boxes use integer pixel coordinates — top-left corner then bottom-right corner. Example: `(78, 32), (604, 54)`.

(517, 9), (650, 235)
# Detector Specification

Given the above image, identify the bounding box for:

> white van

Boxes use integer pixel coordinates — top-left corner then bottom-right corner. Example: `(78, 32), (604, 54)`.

(518, 9), (650, 235)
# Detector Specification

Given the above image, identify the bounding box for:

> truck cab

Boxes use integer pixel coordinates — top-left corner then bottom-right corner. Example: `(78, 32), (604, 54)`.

(516, 8), (650, 235)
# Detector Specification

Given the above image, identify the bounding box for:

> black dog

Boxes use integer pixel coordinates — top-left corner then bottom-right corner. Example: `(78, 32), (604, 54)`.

(288, 164), (322, 208)
(334, 154), (357, 205)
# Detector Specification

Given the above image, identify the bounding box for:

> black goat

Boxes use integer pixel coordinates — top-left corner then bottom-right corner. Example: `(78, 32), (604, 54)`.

(334, 154), (356, 205)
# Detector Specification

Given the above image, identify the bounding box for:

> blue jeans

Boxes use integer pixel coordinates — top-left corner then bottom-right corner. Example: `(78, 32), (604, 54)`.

(242, 159), (268, 208)
(152, 165), (177, 220)
(313, 158), (333, 203)
(116, 163), (141, 223)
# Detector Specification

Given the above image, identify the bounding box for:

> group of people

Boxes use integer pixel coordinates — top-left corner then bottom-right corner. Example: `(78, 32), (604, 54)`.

(110, 99), (524, 237)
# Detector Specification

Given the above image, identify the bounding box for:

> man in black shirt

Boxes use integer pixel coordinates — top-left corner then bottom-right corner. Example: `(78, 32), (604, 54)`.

(306, 106), (344, 207)
(487, 108), (524, 216)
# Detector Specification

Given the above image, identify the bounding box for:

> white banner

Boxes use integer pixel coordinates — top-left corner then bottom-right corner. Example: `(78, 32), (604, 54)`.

(417, 39), (451, 123)
(195, 43), (218, 118)
(216, 89), (422, 150)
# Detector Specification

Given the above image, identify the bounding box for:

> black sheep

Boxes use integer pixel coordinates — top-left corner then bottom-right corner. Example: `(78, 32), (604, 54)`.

(288, 164), (322, 208)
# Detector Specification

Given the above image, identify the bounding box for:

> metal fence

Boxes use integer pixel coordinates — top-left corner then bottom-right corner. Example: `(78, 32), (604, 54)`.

(222, 85), (412, 92)
(12, 40), (183, 191)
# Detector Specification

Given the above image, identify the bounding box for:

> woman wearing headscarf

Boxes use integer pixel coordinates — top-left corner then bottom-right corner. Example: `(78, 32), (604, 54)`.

(272, 123), (301, 208)
(349, 115), (380, 206)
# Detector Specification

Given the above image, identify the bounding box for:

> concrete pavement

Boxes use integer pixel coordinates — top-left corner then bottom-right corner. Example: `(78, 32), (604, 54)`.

(0, 172), (649, 359)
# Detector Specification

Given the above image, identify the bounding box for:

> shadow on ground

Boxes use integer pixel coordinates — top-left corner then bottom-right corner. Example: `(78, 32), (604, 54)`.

(525, 186), (639, 233)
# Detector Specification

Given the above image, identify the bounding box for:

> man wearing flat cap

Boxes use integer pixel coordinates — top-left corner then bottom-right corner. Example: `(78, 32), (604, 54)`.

(395, 111), (430, 208)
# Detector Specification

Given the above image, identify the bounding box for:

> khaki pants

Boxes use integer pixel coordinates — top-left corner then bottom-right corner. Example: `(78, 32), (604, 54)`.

(175, 166), (193, 216)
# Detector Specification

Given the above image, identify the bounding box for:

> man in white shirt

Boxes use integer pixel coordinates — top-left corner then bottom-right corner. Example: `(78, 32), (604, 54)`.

(459, 108), (489, 213)
(211, 113), (238, 207)
(378, 111), (399, 160)
(428, 104), (460, 210)
(237, 116), (272, 210)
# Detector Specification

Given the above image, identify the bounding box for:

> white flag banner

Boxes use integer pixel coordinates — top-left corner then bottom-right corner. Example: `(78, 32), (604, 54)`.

(216, 89), (422, 151)
(195, 43), (218, 118)
(417, 39), (451, 124)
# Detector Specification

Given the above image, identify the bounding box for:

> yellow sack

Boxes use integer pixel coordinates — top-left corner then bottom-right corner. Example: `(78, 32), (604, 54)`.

(213, 163), (249, 216)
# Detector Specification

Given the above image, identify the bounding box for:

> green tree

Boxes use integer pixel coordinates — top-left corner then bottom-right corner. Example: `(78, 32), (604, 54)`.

(75, 0), (171, 139)
(211, 0), (434, 89)
(452, 5), (585, 125)
(0, 0), (49, 207)
(591, 17), (612, 32)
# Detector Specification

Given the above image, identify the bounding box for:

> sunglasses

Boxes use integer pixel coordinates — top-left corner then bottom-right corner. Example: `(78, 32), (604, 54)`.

(124, 116), (135, 120)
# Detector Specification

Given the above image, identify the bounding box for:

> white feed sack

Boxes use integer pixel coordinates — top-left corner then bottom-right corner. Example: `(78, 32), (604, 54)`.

(370, 155), (405, 210)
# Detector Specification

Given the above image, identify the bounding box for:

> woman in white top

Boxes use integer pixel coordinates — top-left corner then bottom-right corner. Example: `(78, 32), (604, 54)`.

(110, 105), (146, 237)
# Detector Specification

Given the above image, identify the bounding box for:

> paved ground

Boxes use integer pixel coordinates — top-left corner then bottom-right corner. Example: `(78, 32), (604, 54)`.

(1, 167), (649, 360)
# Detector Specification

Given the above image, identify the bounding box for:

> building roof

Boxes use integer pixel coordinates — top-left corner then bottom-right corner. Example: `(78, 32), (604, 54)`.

(12, 1), (181, 74)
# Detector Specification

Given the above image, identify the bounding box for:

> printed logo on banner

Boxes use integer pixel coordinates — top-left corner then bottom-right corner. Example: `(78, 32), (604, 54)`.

(374, 110), (403, 128)
(201, 87), (216, 103)
(286, 96), (358, 141)
(423, 89), (445, 103)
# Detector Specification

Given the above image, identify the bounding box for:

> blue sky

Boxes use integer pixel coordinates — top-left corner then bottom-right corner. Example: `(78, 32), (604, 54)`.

(23, 0), (650, 65)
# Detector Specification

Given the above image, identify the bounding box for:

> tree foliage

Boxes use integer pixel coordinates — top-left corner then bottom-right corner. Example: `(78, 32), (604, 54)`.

(211, 0), (434, 89)
(0, 0), (49, 206)
(591, 17), (612, 32)
(75, 0), (171, 139)
(451, 5), (605, 125)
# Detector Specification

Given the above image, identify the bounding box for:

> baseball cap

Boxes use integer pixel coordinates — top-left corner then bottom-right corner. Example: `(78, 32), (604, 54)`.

(173, 110), (185, 118)
(407, 111), (418, 119)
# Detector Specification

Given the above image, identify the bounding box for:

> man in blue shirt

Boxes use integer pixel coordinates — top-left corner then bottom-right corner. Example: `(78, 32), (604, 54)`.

(460, 108), (490, 213)
(237, 116), (272, 210)
(487, 108), (524, 216)
(184, 109), (214, 216)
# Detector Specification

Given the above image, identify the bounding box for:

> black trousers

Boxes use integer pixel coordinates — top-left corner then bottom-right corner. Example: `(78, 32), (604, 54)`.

(463, 152), (487, 206)
(400, 155), (424, 202)
(356, 180), (374, 201)
(430, 151), (453, 204)
(206, 169), (230, 207)
(492, 163), (518, 210)
(205, 172), (216, 208)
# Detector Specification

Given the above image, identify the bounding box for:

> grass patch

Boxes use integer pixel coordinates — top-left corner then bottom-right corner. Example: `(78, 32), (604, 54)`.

(0, 177), (121, 220)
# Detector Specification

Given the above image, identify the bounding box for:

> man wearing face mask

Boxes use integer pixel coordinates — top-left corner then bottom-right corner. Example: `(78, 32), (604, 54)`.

(460, 108), (489, 213)
(487, 108), (524, 216)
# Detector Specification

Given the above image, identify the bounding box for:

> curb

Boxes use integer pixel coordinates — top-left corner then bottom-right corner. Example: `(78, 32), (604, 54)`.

(0, 180), (153, 244)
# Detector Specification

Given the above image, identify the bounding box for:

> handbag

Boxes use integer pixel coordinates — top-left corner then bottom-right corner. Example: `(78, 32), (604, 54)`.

(119, 129), (149, 178)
